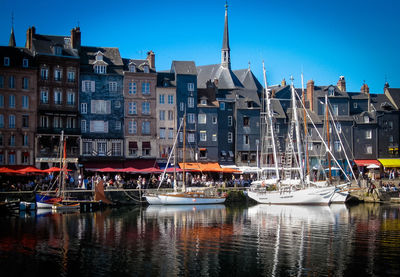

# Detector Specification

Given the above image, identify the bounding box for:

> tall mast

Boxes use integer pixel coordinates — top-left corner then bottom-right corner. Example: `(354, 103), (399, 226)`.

(262, 61), (279, 179)
(301, 73), (310, 180)
(291, 77), (304, 182)
(325, 95), (332, 182)
(182, 112), (186, 192)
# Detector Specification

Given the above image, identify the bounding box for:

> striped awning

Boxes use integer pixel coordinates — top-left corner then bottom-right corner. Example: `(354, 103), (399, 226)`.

(354, 160), (380, 167)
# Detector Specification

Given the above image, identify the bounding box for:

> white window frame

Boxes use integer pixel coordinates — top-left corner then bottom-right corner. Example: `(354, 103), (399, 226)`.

(128, 102), (137, 115)
(81, 103), (87, 114)
(54, 90), (62, 105)
(159, 110), (165, 121)
(188, 83), (194, 91)
(198, 114), (206, 124)
(366, 130), (372, 139)
(187, 113), (195, 124)
(188, 97), (194, 108)
(228, 116), (232, 126)
(168, 95), (174, 104)
(67, 71), (75, 82)
(9, 94), (15, 108)
(41, 68), (48, 80)
(9, 114), (16, 128)
(23, 77), (29, 89)
(200, 130), (207, 141)
(159, 94), (165, 104)
(81, 120), (87, 132)
(142, 82), (150, 95)
(142, 102), (150, 115)
(160, 128), (166, 139)
(334, 141), (341, 152)
(109, 82), (117, 92)
(188, 133), (195, 143)
(67, 92), (75, 105)
(366, 144), (372, 154)
(128, 82), (137, 95)
(212, 134), (217, 141)
(128, 120), (137, 134)
(54, 68), (62, 81)
(228, 132), (233, 143)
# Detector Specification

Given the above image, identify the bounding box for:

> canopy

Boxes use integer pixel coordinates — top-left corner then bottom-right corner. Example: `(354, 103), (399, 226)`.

(118, 167), (139, 173)
(354, 160), (381, 167)
(378, 159), (400, 168)
(0, 167), (20, 174)
(96, 167), (121, 172)
(137, 167), (162, 173)
(367, 164), (380, 169)
(17, 166), (45, 173)
(178, 162), (240, 173)
(42, 167), (72, 173)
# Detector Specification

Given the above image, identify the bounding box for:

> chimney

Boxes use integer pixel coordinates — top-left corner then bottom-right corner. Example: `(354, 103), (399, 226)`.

(281, 78), (286, 86)
(25, 26), (35, 50)
(361, 83), (369, 94)
(307, 80), (315, 111)
(71, 27), (81, 50)
(147, 50), (155, 69)
(337, 76), (346, 92)
(384, 81), (390, 91)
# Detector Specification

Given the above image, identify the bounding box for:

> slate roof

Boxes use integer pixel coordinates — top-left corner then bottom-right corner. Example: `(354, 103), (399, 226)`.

(385, 88), (400, 109)
(270, 99), (286, 119)
(224, 89), (261, 109)
(348, 92), (369, 100)
(31, 34), (79, 57)
(233, 69), (263, 93)
(171, 61), (197, 75)
(122, 58), (155, 73)
(80, 46), (123, 74)
(156, 72), (176, 87)
(370, 93), (395, 112)
(313, 85), (349, 98)
(0, 46), (34, 68)
(353, 111), (377, 124)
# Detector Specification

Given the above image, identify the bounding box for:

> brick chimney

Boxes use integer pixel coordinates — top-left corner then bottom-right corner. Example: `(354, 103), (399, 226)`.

(147, 50), (155, 69)
(307, 80), (315, 111)
(361, 83), (369, 94)
(71, 27), (81, 50)
(337, 76), (346, 92)
(281, 78), (286, 86)
(25, 26), (35, 50)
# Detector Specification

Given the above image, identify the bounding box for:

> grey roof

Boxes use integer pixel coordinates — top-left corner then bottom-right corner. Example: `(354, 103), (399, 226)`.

(370, 93), (395, 112)
(122, 58), (155, 73)
(224, 89), (261, 109)
(385, 88), (400, 109)
(353, 111), (377, 124)
(233, 69), (263, 93)
(171, 61), (197, 75)
(0, 46), (34, 68)
(31, 34), (79, 57)
(270, 99), (286, 119)
(222, 6), (230, 51)
(80, 46), (123, 74)
(157, 72), (176, 87)
(313, 85), (349, 98)
(197, 64), (244, 90)
(9, 28), (16, 47)
(348, 92), (369, 100)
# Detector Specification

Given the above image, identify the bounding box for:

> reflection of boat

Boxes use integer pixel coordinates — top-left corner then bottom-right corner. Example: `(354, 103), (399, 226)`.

(20, 201), (36, 211)
(0, 200), (20, 214)
(145, 204), (225, 216)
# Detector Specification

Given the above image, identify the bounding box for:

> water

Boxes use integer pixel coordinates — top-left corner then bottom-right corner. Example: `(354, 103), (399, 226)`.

(1, 203), (400, 277)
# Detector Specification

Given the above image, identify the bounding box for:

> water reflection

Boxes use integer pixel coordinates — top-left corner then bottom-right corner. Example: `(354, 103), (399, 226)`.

(0, 203), (400, 276)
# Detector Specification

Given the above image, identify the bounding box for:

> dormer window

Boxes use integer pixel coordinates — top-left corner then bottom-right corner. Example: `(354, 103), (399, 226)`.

(247, 101), (253, 108)
(129, 64), (136, 72)
(94, 51), (107, 74)
(364, 115), (370, 123)
(94, 65), (106, 74)
(201, 99), (207, 105)
(22, 59), (29, 68)
(4, 57), (10, 66)
(328, 86), (335, 96)
(143, 65), (149, 73)
(54, 46), (62, 55)
(95, 51), (104, 61)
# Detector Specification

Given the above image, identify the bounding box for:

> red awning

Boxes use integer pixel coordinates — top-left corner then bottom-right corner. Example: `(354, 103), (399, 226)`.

(199, 148), (207, 151)
(17, 166), (45, 173)
(354, 160), (381, 167)
(142, 142), (151, 149)
(137, 167), (162, 173)
(0, 167), (20, 174)
(23, 152), (30, 157)
(129, 141), (138, 149)
(96, 167), (122, 172)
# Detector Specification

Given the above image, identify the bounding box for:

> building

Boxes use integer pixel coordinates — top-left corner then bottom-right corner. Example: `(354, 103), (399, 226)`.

(0, 28), (37, 166)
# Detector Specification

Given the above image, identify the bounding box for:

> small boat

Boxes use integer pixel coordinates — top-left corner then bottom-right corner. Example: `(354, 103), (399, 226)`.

(36, 193), (62, 209)
(0, 200), (20, 214)
(20, 201), (36, 211)
(157, 190), (226, 205)
(51, 202), (80, 211)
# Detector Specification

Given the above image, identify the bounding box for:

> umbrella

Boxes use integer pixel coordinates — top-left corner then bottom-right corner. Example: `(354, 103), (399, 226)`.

(136, 167), (162, 174)
(0, 167), (20, 174)
(17, 166), (45, 173)
(325, 167), (340, 171)
(42, 167), (72, 173)
(118, 167), (139, 173)
(367, 164), (380, 169)
(96, 167), (121, 172)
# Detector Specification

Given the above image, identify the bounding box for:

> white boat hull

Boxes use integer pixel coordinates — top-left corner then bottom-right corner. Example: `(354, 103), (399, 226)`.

(20, 201), (36, 211)
(36, 202), (54, 209)
(247, 186), (335, 205)
(145, 195), (163, 205)
(157, 194), (226, 205)
(330, 190), (349, 203)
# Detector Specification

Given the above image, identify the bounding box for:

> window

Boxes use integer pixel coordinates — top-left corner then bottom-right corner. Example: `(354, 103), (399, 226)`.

(244, 135), (250, 145)
(199, 149), (207, 158)
(334, 141), (341, 152)
(159, 110), (165, 121)
(128, 82), (136, 94)
(160, 128), (166, 139)
(142, 142), (151, 156)
(129, 64), (136, 72)
(9, 115), (15, 128)
(53, 117), (62, 128)
(168, 110), (174, 121)
(22, 59), (29, 68)
(54, 68), (62, 81)
(128, 120), (137, 134)
(180, 102), (184, 111)
(168, 128), (174, 139)
(128, 102), (137, 115)
(66, 117), (75, 129)
(94, 65), (106, 74)
(212, 116), (217, 124)
(82, 80), (95, 92)
(9, 135), (15, 146)
(109, 82), (117, 92)
(4, 57), (10, 66)
(389, 135), (394, 143)
(81, 120), (86, 132)
(22, 96), (29, 109)
(366, 130), (372, 139)
(241, 153), (248, 162)
(228, 116), (232, 126)
(128, 142), (137, 156)
(40, 90), (49, 104)
(0, 114), (3, 128)
(201, 99), (207, 105)
(365, 144), (372, 154)
(336, 122), (342, 133)
(67, 92), (75, 105)
(328, 86), (335, 96)
(41, 68), (48, 80)
(67, 71), (75, 82)
(228, 132), (233, 143)
(187, 113), (195, 124)
(188, 83), (194, 91)
(54, 90), (62, 105)
(22, 115), (29, 128)
(81, 103), (87, 114)
(54, 46), (62, 55)
(275, 123), (280, 134)
(198, 114), (206, 124)
(8, 153), (15, 165)
(142, 102), (150, 114)
(188, 133), (195, 143)
(388, 121), (393, 130)
(112, 142), (122, 156)
(9, 95), (15, 108)
(333, 105), (338, 116)
(353, 102), (358, 109)
(91, 100), (111, 114)
(90, 121), (108, 133)
(23, 78), (29, 89)
(40, 116), (49, 128)
(200, 131), (207, 141)
(9, 76), (15, 88)
(142, 121), (150, 134)
(23, 134), (29, 146)
(97, 142), (107, 156)
(114, 101), (121, 108)
(364, 115), (369, 123)
(0, 76), (3, 88)
(179, 132), (183, 143)
(83, 142), (92, 155)
(308, 142), (313, 151)
(220, 102), (225, 110)
(243, 116), (250, 126)
(143, 65), (149, 73)
(188, 97), (194, 108)
(159, 94), (165, 104)
(114, 121), (121, 131)
(168, 95), (174, 104)
(212, 134), (217, 141)
(142, 82), (150, 94)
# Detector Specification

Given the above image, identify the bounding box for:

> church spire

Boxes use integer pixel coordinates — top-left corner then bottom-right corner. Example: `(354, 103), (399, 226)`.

(9, 12), (16, 47)
(221, 1), (231, 69)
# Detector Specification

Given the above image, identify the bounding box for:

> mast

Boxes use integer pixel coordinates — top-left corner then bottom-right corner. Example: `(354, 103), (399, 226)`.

(262, 61), (279, 179)
(291, 77), (304, 183)
(182, 112), (186, 192)
(325, 95), (332, 182)
(301, 73), (310, 180)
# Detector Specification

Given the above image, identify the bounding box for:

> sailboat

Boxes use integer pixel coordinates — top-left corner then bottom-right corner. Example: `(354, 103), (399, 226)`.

(145, 114), (226, 205)
(247, 64), (336, 205)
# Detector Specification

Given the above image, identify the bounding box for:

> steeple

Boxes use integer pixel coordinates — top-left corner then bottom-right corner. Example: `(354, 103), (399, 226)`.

(9, 12), (16, 47)
(221, 1), (231, 69)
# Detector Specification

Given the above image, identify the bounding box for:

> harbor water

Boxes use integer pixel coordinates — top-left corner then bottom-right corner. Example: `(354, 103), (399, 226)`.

(0, 203), (400, 276)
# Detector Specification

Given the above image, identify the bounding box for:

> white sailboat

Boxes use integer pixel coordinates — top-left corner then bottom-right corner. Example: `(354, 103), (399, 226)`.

(247, 64), (336, 205)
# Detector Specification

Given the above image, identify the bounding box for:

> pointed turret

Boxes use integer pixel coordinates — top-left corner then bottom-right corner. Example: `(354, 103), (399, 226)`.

(221, 1), (231, 69)
(9, 27), (16, 47)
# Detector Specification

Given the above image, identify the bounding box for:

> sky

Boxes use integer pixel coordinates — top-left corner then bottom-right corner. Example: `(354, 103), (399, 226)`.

(1, 0), (399, 93)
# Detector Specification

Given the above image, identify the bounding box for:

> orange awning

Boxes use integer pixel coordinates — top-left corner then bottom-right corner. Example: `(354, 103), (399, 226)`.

(178, 162), (240, 173)
(354, 160), (381, 167)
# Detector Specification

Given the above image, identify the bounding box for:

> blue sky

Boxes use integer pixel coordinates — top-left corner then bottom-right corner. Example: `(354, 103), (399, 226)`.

(1, 0), (399, 93)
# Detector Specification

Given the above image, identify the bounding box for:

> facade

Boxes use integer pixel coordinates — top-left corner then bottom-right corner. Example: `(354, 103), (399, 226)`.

(123, 52), (157, 160)
(25, 26), (80, 170)
(0, 44), (37, 166)
(79, 46), (124, 168)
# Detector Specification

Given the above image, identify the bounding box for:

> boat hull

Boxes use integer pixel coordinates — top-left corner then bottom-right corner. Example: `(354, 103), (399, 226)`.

(157, 194), (226, 205)
(35, 193), (62, 209)
(247, 186), (335, 205)
(145, 195), (163, 205)
(330, 190), (349, 204)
